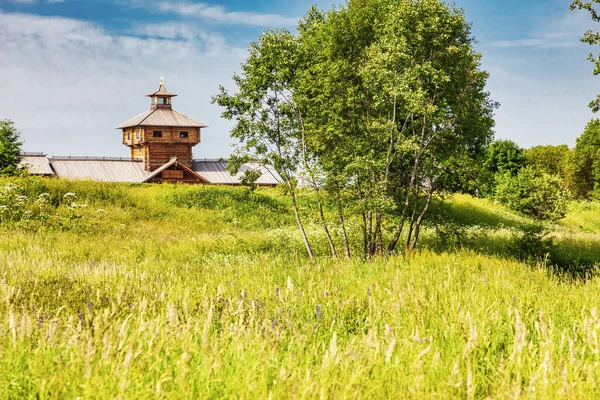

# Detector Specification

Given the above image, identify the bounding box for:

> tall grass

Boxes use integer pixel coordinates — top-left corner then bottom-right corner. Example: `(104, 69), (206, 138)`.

(2, 178), (600, 398)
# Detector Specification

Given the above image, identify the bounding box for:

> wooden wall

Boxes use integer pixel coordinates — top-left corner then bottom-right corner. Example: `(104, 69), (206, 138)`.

(121, 126), (202, 171)
(147, 143), (193, 171)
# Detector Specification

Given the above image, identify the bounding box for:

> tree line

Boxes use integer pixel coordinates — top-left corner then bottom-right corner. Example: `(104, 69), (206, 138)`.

(480, 120), (600, 220)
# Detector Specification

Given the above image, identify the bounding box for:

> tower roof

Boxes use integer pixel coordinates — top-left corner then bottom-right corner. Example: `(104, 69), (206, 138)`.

(146, 83), (177, 97)
(115, 108), (207, 129)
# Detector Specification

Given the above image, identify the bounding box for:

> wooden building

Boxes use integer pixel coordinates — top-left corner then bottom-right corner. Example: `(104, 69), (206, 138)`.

(19, 80), (282, 186)
(115, 80), (208, 183)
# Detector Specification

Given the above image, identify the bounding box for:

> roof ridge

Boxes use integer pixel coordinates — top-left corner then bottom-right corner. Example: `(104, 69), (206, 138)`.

(49, 156), (143, 162)
(137, 107), (157, 126)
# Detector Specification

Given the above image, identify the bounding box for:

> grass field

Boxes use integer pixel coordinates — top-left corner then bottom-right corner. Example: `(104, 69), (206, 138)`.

(2, 177), (600, 398)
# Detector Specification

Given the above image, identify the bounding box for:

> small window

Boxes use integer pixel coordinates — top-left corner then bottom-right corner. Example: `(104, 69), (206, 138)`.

(153, 131), (162, 138)
(136, 131), (141, 140)
(159, 97), (165, 105)
(127, 132), (131, 141)
(180, 131), (189, 139)
(152, 97), (157, 105)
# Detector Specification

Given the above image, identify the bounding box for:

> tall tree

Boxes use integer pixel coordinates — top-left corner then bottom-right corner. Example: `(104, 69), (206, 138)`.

(217, 0), (496, 259)
(571, 0), (600, 111)
(295, 0), (495, 256)
(525, 144), (572, 179)
(212, 30), (315, 259)
(483, 140), (527, 176)
(0, 119), (23, 176)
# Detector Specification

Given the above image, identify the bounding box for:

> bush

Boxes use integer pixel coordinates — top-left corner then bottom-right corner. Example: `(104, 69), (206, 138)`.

(495, 166), (570, 221)
(509, 223), (554, 262)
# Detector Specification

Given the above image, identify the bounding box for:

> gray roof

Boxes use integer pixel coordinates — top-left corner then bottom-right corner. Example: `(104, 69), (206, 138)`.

(49, 157), (150, 182)
(192, 160), (282, 186)
(19, 153), (54, 175)
(146, 84), (177, 97)
(115, 108), (208, 129)
(18, 154), (282, 186)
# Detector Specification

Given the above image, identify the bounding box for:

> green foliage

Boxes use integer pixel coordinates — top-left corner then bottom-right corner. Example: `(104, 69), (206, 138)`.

(571, 119), (600, 198)
(570, 0), (600, 111)
(495, 166), (570, 221)
(484, 139), (527, 176)
(525, 144), (572, 178)
(0, 119), (23, 176)
(509, 223), (555, 262)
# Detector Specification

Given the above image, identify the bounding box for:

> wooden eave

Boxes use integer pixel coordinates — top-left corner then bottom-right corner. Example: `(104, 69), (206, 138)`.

(143, 158), (210, 184)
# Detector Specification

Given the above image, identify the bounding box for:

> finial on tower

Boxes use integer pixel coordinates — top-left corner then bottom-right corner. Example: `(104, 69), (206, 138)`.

(160, 77), (164, 85)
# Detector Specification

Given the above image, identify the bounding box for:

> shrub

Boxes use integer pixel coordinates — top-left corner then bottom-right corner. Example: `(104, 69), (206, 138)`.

(0, 119), (23, 176)
(509, 223), (554, 262)
(495, 166), (570, 221)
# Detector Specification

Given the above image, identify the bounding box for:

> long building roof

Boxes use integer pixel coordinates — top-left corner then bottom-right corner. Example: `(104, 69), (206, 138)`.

(115, 108), (208, 129)
(192, 160), (282, 186)
(48, 157), (149, 182)
(19, 153), (54, 175)
(19, 155), (282, 186)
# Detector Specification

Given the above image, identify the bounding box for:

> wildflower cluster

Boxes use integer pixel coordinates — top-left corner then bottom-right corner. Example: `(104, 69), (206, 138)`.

(0, 184), (94, 231)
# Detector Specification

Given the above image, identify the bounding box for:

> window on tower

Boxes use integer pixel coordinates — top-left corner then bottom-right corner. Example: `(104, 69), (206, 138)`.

(153, 131), (162, 138)
(159, 97), (165, 105)
(180, 131), (189, 139)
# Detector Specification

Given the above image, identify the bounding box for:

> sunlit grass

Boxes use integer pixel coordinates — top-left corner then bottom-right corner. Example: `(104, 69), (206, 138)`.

(2, 177), (600, 398)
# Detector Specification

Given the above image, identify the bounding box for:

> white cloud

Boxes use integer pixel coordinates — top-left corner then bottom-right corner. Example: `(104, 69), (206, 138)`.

(147, 1), (299, 27)
(491, 11), (593, 49)
(492, 35), (579, 49)
(0, 11), (247, 157)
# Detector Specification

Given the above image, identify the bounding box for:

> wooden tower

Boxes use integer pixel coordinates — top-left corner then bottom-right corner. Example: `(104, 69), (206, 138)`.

(116, 79), (207, 172)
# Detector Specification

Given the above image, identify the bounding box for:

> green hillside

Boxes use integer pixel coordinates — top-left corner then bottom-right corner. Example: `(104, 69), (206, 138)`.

(2, 178), (600, 398)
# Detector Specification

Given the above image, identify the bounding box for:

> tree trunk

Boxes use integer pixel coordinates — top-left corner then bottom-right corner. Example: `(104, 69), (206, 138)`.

(337, 198), (352, 259)
(387, 116), (428, 255)
(367, 211), (374, 259)
(361, 211), (368, 260)
(375, 211), (383, 256)
(408, 184), (435, 253)
(317, 196), (338, 258)
(289, 186), (313, 260)
(405, 202), (418, 249)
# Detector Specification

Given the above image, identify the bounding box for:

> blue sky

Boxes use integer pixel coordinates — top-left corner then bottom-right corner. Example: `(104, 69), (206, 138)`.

(0, 0), (598, 157)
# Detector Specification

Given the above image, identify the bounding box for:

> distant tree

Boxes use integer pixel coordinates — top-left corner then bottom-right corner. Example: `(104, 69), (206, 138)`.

(483, 140), (527, 176)
(525, 144), (572, 178)
(0, 119), (23, 176)
(495, 166), (570, 221)
(572, 119), (600, 198)
(570, 0), (600, 111)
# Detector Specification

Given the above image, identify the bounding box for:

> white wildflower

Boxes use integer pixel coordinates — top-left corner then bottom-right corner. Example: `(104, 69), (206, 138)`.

(97, 209), (107, 213)
(15, 195), (27, 202)
(63, 192), (77, 199)
(2, 184), (18, 193)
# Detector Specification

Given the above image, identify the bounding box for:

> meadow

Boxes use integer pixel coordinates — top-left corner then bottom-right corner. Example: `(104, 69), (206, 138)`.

(2, 177), (600, 398)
